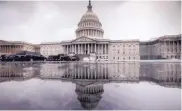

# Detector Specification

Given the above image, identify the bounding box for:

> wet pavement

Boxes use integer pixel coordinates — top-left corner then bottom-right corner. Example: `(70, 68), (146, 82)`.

(0, 62), (181, 110)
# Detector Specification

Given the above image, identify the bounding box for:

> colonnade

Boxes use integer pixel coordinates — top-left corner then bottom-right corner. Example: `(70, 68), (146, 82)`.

(63, 43), (108, 55)
(0, 45), (23, 55)
(162, 40), (181, 53)
(161, 40), (181, 58)
(62, 64), (109, 79)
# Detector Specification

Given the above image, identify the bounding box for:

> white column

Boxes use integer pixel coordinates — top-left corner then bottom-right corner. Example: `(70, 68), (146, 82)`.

(90, 29), (92, 36)
(178, 41), (180, 53)
(79, 44), (81, 54)
(66, 45), (68, 54)
(105, 44), (106, 54)
(69, 45), (70, 53)
(173, 41), (175, 54)
(88, 29), (90, 36)
(81, 44), (82, 54)
(82, 44), (84, 54)
(165, 41), (167, 53)
(79, 44), (80, 54)
(77, 44), (79, 54)
(177, 41), (179, 53)
(80, 44), (81, 54)
(75, 44), (76, 54)
(105, 44), (107, 54)
(102, 44), (104, 54)
(85, 44), (86, 54)
(70, 45), (71, 53)
(72, 44), (75, 53)
(100, 44), (102, 54)
(91, 30), (93, 36)
(90, 44), (92, 53)
(167, 41), (168, 53)
(170, 41), (172, 53)
(88, 44), (90, 54)
(97, 44), (99, 55)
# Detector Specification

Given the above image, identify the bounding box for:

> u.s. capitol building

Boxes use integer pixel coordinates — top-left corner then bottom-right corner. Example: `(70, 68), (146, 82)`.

(41, 1), (140, 61)
(0, 0), (181, 60)
(40, 1), (181, 60)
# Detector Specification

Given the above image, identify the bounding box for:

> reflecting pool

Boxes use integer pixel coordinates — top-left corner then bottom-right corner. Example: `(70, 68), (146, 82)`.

(0, 62), (181, 110)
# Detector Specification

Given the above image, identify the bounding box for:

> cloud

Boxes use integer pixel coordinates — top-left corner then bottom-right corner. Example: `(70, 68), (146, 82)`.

(0, 1), (181, 43)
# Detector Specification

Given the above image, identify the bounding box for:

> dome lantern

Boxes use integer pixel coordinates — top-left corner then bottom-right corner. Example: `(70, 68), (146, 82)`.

(87, 0), (92, 12)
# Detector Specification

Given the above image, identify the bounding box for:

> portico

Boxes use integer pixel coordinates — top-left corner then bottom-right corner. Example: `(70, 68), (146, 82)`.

(62, 37), (109, 57)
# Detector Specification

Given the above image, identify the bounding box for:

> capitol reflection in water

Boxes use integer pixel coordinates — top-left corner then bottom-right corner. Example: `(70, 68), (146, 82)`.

(0, 62), (181, 110)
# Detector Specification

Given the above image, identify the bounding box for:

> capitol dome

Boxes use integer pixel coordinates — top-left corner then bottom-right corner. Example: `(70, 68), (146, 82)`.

(75, 84), (104, 110)
(76, 0), (104, 38)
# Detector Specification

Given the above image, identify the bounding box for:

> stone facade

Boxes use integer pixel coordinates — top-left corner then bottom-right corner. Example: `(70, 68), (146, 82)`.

(40, 42), (63, 57)
(0, 40), (40, 56)
(108, 40), (140, 60)
(140, 34), (181, 60)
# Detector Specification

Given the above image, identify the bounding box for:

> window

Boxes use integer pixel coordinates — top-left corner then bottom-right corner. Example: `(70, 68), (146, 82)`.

(113, 57), (115, 59)
(118, 50), (119, 54)
(129, 57), (130, 60)
(118, 57), (119, 59)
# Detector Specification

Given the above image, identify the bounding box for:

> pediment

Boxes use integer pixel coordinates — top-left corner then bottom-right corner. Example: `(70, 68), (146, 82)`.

(72, 36), (96, 43)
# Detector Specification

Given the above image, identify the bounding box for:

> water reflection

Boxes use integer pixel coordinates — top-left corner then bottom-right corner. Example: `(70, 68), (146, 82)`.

(0, 62), (181, 110)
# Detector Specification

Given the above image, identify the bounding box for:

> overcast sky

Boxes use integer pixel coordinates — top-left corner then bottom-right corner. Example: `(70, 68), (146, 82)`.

(0, 1), (181, 44)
